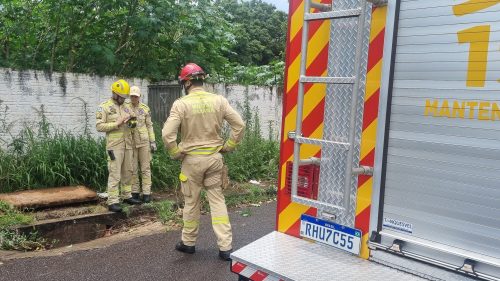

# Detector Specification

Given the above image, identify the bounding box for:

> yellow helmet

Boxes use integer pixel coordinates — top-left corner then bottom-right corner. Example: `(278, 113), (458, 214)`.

(130, 86), (141, 97)
(111, 79), (130, 98)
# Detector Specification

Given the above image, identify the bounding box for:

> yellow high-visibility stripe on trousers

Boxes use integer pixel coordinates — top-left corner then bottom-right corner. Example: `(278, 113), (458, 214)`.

(183, 220), (199, 229)
(212, 216), (230, 225)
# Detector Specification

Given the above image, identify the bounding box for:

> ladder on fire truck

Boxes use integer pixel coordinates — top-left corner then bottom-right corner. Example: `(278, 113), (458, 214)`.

(289, 0), (375, 227)
(231, 0), (429, 280)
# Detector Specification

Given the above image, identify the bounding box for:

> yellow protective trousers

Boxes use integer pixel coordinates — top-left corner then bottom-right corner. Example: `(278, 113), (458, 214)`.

(131, 145), (152, 195)
(107, 148), (134, 205)
(179, 153), (232, 251)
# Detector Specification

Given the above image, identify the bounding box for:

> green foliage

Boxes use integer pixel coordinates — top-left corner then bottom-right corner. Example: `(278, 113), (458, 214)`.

(150, 125), (181, 191)
(224, 184), (276, 208)
(0, 201), (49, 251)
(0, 230), (50, 251)
(0, 0), (287, 84)
(201, 184), (275, 212)
(224, 92), (280, 182)
(0, 106), (278, 193)
(209, 60), (285, 86)
(0, 127), (108, 192)
(144, 199), (179, 224)
(219, 0), (287, 66)
(0, 201), (34, 229)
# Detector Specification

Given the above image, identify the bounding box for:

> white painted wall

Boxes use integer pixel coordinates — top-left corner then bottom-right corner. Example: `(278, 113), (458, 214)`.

(206, 83), (283, 140)
(0, 68), (283, 148)
(0, 68), (149, 146)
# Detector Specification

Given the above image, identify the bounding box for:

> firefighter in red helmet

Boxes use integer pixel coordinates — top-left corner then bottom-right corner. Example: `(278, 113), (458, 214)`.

(162, 63), (245, 261)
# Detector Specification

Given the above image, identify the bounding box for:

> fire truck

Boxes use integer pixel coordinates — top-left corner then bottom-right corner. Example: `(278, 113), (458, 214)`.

(230, 0), (500, 280)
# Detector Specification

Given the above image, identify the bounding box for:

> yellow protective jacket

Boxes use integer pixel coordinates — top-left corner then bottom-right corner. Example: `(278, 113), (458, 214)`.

(96, 99), (134, 150)
(162, 87), (245, 157)
(130, 102), (155, 148)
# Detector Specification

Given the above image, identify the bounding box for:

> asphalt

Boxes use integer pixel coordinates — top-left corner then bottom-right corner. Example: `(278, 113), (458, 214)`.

(0, 202), (277, 281)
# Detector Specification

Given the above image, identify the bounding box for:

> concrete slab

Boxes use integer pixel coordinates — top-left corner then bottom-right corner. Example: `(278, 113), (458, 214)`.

(0, 186), (97, 209)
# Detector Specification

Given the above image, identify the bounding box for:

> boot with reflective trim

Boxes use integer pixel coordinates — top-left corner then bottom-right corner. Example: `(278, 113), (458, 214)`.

(219, 249), (232, 261)
(123, 197), (141, 205)
(175, 241), (195, 254)
(108, 204), (122, 213)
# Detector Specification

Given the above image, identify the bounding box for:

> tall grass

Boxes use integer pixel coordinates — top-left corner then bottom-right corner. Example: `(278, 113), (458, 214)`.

(0, 128), (108, 192)
(0, 98), (279, 193)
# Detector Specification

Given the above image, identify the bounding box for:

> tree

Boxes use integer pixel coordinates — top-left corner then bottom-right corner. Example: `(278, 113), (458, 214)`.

(0, 0), (287, 85)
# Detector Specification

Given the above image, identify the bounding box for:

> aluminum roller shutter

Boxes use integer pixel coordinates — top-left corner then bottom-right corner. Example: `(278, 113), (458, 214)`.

(378, 0), (500, 279)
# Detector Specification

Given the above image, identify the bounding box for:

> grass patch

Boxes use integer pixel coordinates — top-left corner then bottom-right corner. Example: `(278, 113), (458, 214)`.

(0, 201), (52, 251)
(0, 201), (34, 228)
(201, 184), (276, 212)
(144, 200), (180, 224)
(225, 184), (276, 208)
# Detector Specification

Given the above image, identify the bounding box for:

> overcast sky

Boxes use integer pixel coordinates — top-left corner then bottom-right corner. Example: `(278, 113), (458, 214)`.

(260, 0), (289, 12)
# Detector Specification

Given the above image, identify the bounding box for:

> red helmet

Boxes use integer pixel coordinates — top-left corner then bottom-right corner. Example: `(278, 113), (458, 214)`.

(178, 63), (205, 83)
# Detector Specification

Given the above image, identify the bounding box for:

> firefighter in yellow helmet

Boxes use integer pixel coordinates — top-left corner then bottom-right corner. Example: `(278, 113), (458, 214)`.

(129, 86), (156, 203)
(96, 79), (142, 212)
(162, 63), (245, 261)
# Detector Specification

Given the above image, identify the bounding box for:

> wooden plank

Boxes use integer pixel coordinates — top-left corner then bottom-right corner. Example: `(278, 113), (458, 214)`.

(0, 186), (97, 209)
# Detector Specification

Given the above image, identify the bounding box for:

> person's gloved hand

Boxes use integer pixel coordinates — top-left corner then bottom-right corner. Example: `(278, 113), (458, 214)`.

(150, 141), (157, 153)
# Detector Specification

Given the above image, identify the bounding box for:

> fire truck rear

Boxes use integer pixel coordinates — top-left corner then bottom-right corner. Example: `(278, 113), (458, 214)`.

(231, 0), (500, 280)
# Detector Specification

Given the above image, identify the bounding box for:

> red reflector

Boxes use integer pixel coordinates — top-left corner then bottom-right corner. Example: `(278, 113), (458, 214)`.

(284, 161), (319, 199)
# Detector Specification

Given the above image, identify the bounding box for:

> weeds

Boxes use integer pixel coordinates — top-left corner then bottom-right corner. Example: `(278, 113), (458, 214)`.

(0, 201), (51, 251)
(144, 200), (180, 224)
(0, 230), (49, 251)
(0, 201), (34, 229)
(0, 96), (279, 193)
(224, 184), (276, 208)
(226, 92), (279, 182)
(201, 184), (276, 212)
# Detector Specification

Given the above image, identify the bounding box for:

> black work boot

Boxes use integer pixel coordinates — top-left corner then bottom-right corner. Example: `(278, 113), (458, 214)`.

(131, 193), (141, 200)
(219, 249), (232, 261)
(142, 194), (151, 203)
(108, 204), (122, 212)
(175, 241), (195, 254)
(123, 197), (142, 205)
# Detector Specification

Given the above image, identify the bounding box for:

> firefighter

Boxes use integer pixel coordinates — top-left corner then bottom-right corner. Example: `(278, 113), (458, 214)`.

(129, 86), (156, 203)
(162, 63), (245, 261)
(96, 79), (142, 212)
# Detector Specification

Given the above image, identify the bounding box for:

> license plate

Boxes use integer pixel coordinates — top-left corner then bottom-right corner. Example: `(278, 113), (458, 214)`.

(300, 214), (362, 255)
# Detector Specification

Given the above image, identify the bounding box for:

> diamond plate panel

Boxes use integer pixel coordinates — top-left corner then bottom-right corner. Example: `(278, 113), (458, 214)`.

(300, 76), (355, 84)
(317, 0), (373, 227)
(231, 231), (427, 281)
(304, 8), (361, 21)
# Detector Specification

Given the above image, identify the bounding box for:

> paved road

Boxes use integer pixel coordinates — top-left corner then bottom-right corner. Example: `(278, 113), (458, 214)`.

(0, 202), (276, 281)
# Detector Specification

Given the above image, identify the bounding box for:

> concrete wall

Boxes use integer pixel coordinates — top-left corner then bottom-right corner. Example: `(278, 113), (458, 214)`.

(0, 68), (149, 146)
(0, 68), (283, 148)
(206, 84), (283, 140)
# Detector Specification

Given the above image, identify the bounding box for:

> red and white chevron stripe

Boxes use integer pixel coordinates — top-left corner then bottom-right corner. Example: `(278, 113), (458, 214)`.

(231, 261), (284, 281)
